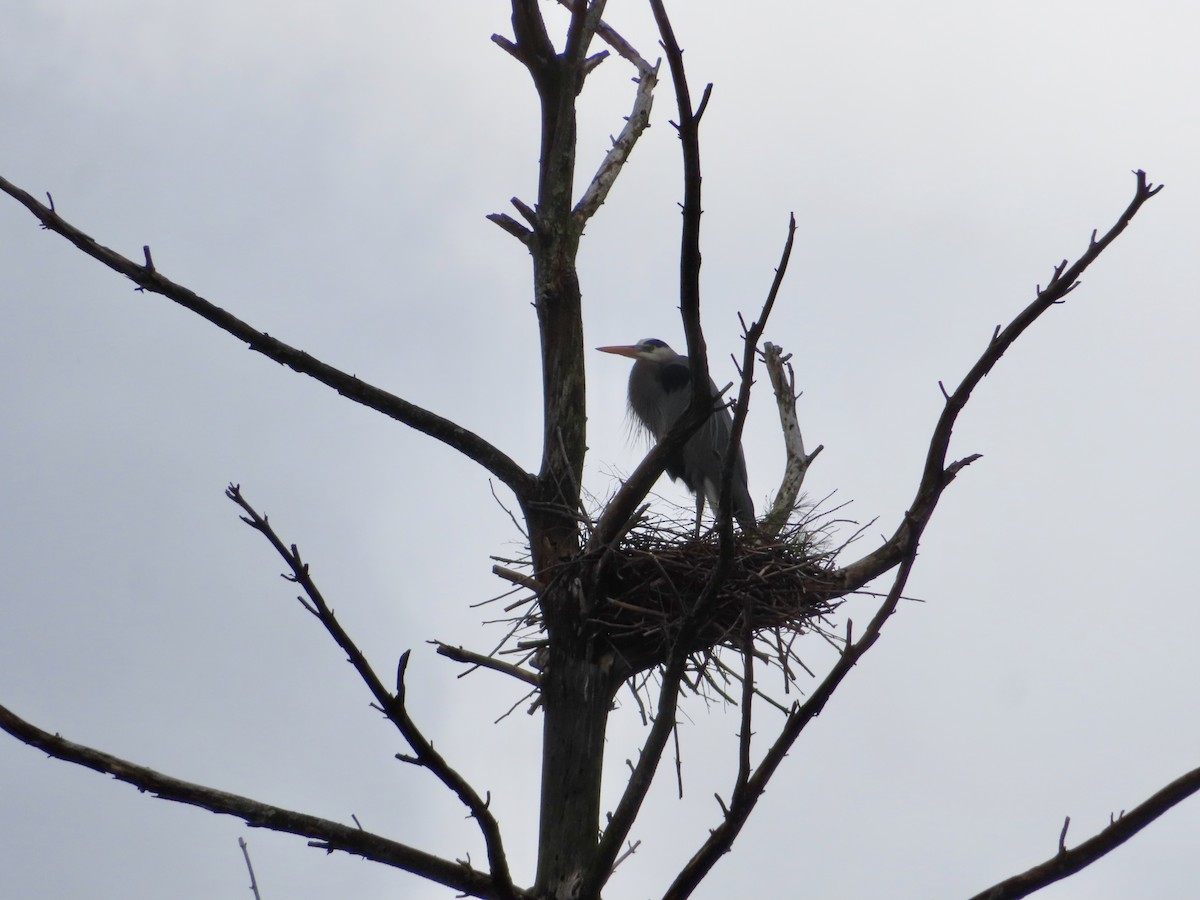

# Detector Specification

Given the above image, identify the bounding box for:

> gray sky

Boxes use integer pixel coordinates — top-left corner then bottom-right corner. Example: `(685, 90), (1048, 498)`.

(2, 2), (1198, 898)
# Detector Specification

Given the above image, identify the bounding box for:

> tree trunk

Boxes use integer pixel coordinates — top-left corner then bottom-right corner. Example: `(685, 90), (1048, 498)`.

(535, 630), (614, 898)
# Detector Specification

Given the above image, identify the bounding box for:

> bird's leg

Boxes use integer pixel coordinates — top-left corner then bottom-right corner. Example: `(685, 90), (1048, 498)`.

(693, 493), (704, 539)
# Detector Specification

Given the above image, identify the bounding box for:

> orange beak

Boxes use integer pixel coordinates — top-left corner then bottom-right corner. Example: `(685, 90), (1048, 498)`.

(596, 344), (641, 359)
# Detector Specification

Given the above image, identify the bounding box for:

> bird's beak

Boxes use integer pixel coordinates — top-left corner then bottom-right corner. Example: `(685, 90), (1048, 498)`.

(596, 344), (641, 359)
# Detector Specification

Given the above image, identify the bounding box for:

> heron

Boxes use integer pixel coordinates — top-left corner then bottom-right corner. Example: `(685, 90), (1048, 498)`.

(597, 338), (755, 532)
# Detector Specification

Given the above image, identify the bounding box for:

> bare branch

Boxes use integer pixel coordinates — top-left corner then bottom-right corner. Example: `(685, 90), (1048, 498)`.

(487, 212), (534, 246)
(716, 213), (798, 541)
(555, 0), (656, 75)
(969, 764), (1200, 900)
(662, 548), (920, 900)
(587, 0), (712, 550)
(657, 169), (1164, 900)
(585, 8), (736, 892)
(573, 61), (659, 225)
(587, 414), (711, 550)
(491, 33), (524, 65)
(0, 703), (518, 900)
(829, 169), (1162, 599)
(0, 174), (535, 504)
(562, 0), (607, 68)
(511, 196), (539, 228)
(651, 0), (708, 398)
(583, 50), (610, 76)
(507, 1), (554, 80)
(492, 565), (545, 594)
(734, 609), (754, 799)
(238, 838), (263, 900)
(760, 341), (823, 537)
(434, 642), (542, 688)
(225, 485), (517, 899)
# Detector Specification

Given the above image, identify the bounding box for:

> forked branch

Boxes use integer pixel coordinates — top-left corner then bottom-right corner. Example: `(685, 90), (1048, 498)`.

(760, 342), (823, 537)
(556, 0), (655, 75)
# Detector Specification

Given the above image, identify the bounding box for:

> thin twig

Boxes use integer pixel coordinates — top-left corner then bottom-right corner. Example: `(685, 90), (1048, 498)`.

(239, 837), (263, 900)
(717, 213), (798, 543)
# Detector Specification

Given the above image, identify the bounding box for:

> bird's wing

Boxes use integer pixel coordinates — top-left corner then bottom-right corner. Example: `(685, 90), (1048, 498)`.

(654, 358), (693, 437)
(628, 357), (692, 439)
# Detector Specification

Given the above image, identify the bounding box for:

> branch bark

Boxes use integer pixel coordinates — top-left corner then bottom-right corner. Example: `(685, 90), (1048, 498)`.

(0, 702), (521, 900)
(0, 174), (535, 505)
(969, 764), (1200, 900)
(714, 213), (797, 540)
(760, 342), (823, 537)
(828, 169), (1162, 599)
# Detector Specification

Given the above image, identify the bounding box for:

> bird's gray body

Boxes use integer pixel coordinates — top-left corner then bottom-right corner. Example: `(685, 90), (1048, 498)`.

(600, 339), (755, 530)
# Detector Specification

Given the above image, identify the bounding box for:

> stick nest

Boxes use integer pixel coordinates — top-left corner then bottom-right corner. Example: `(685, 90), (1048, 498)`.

(583, 515), (841, 677)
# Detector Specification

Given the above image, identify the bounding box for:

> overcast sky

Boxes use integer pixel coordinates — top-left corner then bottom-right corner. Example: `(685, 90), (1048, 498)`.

(2, 2), (1198, 898)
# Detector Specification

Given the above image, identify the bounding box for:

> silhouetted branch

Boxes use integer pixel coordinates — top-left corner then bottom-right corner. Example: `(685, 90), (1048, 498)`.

(486, 211), (535, 246)
(829, 169), (1162, 598)
(434, 642), (542, 688)
(0, 703), (519, 900)
(969, 764), (1200, 900)
(734, 607), (754, 798)
(662, 549), (920, 900)
(0, 175), (535, 505)
(657, 168), (1164, 900)
(556, 0), (656, 75)
(716, 213), (797, 541)
(225, 485), (517, 900)
(586, 8), (731, 891)
(506, 1), (554, 82)
(651, 0), (709, 392)
(562, 0), (607, 69)
(587, 0), (715, 551)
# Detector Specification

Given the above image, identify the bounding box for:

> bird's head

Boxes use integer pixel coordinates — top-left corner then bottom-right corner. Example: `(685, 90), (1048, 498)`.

(596, 338), (677, 363)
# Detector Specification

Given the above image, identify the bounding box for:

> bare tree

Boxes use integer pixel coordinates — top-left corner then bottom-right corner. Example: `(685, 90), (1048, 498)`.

(0, 4), (1193, 900)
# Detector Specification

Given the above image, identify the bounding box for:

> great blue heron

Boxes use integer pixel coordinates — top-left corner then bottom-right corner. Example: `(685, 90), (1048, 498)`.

(598, 338), (755, 531)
